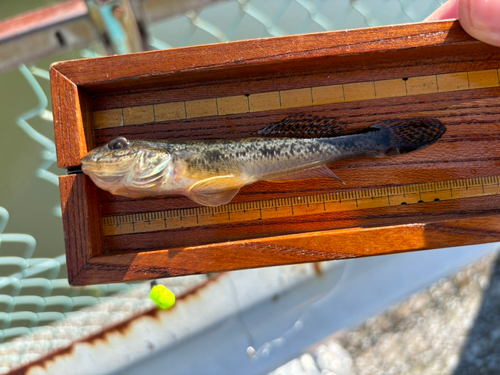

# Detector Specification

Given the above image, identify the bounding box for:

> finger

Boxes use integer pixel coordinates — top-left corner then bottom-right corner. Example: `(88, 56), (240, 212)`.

(459, 0), (500, 47)
(425, 0), (459, 21)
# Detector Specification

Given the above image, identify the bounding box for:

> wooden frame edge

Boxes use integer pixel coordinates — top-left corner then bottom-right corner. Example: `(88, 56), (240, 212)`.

(59, 174), (104, 285)
(51, 66), (95, 168)
(68, 215), (500, 285)
(51, 21), (475, 86)
(50, 20), (500, 285)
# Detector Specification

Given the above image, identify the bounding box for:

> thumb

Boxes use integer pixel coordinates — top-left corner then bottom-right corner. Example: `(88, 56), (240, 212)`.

(425, 0), (459, 21)
(459, 0), (500, 47)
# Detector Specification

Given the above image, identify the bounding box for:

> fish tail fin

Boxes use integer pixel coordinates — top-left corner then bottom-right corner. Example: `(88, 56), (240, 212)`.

(369, 117), (446, 155)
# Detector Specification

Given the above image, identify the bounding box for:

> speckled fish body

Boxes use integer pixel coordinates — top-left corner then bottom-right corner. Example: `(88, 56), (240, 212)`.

(81, 115), (446, 206)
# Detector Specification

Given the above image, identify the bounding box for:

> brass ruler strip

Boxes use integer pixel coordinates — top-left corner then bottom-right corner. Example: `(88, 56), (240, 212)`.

(103, 175), (500, 236)
(94, 69), (500, 129)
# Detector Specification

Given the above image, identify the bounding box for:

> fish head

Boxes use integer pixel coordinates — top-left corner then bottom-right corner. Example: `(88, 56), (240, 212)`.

(81, 137), (173, 196)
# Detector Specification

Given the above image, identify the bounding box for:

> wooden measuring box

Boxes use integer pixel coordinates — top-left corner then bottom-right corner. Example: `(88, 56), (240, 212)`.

(52, 20), (500, 286)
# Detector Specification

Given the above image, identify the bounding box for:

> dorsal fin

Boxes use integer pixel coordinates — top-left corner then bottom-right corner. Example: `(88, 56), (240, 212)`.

(255, 113), (347, 138)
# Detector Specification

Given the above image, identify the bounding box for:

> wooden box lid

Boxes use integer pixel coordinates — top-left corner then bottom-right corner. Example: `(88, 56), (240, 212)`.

(51, 20), (500, 285)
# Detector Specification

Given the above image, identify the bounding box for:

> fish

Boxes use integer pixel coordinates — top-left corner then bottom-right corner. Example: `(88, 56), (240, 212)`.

(81, 114), (446, 207)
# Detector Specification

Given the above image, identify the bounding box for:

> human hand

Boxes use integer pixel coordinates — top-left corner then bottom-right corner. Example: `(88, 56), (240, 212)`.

(426, 0), (500, 47)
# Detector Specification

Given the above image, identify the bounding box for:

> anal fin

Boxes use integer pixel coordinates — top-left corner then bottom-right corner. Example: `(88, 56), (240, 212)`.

(267, 166), (345, 184)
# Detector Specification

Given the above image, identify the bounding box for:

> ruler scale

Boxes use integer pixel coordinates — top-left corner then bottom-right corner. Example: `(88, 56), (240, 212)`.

(103, 175), (500, 236)
(93, 68), (500, 129)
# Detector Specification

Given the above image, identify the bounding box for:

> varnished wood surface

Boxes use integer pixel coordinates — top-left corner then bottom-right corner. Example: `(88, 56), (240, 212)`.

(103, 195), (500, 252)
(59, 174), (104, 283)
(51, 69), (96, 168)
(53, 21), (477, 91)
(71, 215), (500, 285)
(88, 46), (500, 113)
(51, 20), (500, 285)
(91, 68), (500, 128)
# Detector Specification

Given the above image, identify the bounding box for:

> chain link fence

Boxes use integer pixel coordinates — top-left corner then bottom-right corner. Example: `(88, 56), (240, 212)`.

(0, 0), (446, 372)
(149, 0), (446, 49)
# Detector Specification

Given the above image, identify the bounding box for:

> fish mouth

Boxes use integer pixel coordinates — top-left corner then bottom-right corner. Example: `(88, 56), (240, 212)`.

(90, 173), (125, 184)
(81, 162), (128, 184)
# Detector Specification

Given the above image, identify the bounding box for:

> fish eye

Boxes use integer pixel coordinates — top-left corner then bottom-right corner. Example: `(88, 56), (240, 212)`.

(108, 137), (129, 150)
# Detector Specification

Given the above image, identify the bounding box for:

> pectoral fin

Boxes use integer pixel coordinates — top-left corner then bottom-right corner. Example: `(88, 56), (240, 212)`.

(188, 175), (244, 206)
(267, 166), (345, 184)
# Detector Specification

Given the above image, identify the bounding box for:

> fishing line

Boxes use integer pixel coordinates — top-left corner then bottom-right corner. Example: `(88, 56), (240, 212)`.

(226, 273), (257, 354)
(244, 261), (347, 359)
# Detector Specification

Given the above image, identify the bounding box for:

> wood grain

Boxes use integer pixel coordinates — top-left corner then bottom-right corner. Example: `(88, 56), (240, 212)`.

(51, 68), (95, 168)
(59, 175), (104, 285)
(70, 215), (500, 285)
(52, 21), (476, 90)
(51, 21), (500, 285)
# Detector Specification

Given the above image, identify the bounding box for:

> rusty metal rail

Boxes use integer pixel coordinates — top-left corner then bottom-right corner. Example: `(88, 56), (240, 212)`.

(0, 0), (228, 73)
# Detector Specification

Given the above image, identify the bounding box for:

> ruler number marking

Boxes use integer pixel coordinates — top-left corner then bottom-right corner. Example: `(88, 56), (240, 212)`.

(103, 175), (500, 236)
